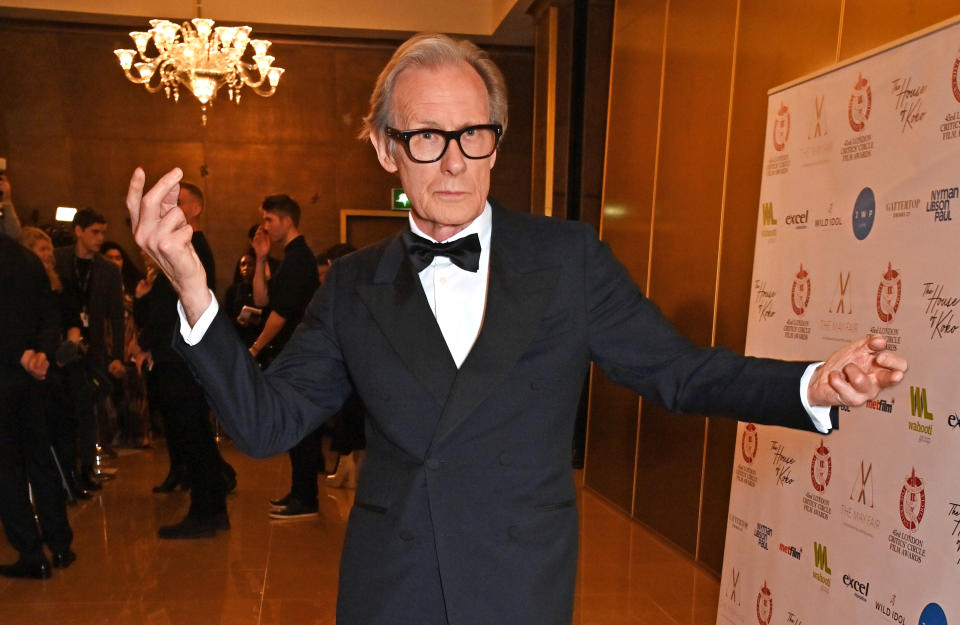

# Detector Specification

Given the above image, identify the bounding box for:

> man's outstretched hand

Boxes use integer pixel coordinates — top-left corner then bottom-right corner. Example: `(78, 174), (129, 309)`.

(807, 335), (908, 408)
(126, 168), (211, 325)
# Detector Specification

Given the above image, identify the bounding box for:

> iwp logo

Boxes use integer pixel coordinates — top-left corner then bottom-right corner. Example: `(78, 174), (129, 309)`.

(756, 582), (774, 625)
(853, 187), (876, 240)
(773, 103), (791, 152)
(810, 440), (832, 492)
(742, 423), (759, 464)
(899, 468), (925, 531)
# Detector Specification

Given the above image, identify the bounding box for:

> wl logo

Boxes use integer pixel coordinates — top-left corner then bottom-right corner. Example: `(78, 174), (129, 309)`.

(763, 202), (777, 226)
(814, 542), (832, 574)
(910, 387), (934, 420)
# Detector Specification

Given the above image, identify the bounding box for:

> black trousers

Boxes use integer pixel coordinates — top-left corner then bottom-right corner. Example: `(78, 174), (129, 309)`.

(0, 374), (73, 561)
(147, 362), (227, 517)
(288, 429), (321, 505)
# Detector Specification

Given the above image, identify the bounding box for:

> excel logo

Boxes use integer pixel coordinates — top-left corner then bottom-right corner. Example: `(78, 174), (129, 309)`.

(812, 541), (831, 588)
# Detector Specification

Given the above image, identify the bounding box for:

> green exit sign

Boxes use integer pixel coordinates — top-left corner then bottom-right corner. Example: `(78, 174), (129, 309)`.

(392, 188), (411, 210)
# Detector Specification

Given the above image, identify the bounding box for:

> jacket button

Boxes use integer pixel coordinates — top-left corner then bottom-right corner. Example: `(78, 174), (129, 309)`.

(399, 530), (415, 541)
(508, 526), (521, 539)
(499, 453), (513, 466)
(425, 458), (441, 470)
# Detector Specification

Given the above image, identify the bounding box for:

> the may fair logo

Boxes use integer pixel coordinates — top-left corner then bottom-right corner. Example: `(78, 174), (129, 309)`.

(852, 187), (876, 240)
(784, 265), (812, 341)
(891, 75), (927, 133)
(821, 271), (858, 337)
(841, 460), (881, 538)
(756, 582), (774, 625)
(871, 263), (902, 351)
(753, 279), (776, 322)
(942, 49), (960, 142)
(922, 281), (960, 340)
(767, 103), (791, 176)
(720, 566), (746, 625)
(889, 468), (927, 565)
(800, 94), (832, 165)
(802, 440), (834, 521)
(737, 424), (759, 487)
(841, 73), (875, 161)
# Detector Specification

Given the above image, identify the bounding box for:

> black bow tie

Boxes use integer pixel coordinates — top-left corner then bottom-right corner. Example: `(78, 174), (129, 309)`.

(403, 231), (482, 273)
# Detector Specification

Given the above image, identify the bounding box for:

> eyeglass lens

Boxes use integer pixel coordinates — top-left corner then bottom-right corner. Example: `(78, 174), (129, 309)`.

(408, 127), (498, 161)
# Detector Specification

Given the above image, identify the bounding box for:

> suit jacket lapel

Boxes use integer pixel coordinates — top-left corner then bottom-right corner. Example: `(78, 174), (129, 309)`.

(356, 233), (458, 409)
(429, 209), (561, 448)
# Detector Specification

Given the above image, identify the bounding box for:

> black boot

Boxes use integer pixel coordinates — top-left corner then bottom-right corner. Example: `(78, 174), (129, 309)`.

(152, 466), (188, 493)
(78, 466), (102, 492)
(67, 469), (93, 500)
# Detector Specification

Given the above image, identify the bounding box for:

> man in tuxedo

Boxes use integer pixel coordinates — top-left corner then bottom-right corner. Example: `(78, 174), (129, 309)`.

(125, 33), (907, 625)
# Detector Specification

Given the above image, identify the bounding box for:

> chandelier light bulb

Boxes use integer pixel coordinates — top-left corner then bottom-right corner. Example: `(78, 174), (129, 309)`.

(116, 15), (284, 124)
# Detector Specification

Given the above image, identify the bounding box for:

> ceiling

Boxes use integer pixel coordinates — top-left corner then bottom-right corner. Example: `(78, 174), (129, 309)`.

(0, 0), (537, 45)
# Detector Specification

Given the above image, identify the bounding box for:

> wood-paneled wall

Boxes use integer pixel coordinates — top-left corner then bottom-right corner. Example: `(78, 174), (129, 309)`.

(587, 0), (960, 576)
(0, 20), (533, 286)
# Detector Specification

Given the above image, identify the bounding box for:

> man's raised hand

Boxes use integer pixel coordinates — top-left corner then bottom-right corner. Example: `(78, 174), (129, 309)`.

(126, 168), (211, 325)
(807, 335), (908, 408)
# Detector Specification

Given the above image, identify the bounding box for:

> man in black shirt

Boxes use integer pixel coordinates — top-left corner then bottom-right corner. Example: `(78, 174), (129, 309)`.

(248, 194), (321, 519)
(54, 208), (125, 492)
(135, 182), (235, 538)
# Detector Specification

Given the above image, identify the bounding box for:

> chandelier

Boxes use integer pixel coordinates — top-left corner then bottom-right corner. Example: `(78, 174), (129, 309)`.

(114, 16), (285, 124)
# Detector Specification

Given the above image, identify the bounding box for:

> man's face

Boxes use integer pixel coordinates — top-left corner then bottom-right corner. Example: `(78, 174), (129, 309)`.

(177, 188), (202, 220)
(103, 248), (124, 270)
(371, 63), (496, 241)
(261, 210), (290, 243)
(75, 223), (106, 255)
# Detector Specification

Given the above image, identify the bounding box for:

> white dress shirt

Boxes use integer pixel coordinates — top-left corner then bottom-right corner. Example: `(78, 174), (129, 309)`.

(177, 201), (830, 432)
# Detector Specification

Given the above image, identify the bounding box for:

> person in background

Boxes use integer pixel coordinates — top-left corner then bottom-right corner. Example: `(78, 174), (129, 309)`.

(1, 215), (75, 579)
(100, 241), (150, 449)
(225, 252), (265, 348)
(54, 207), (125, 492)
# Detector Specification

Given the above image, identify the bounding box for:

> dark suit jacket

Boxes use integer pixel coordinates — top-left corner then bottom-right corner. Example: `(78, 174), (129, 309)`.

(54, 246), (124, 366)
(177, 203), (823, 625)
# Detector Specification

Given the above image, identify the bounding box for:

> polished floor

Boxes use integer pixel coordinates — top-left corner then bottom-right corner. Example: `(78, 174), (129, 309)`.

(0, 443), (720, 624)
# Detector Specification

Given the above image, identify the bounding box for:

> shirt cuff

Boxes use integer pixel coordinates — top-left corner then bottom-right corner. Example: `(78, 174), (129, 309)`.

(800, 361), (832, 433)
(177, 290), (219, 346)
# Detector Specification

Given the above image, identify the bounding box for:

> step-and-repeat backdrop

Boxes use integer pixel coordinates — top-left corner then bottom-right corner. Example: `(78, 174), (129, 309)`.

(718, 17), (960, 625)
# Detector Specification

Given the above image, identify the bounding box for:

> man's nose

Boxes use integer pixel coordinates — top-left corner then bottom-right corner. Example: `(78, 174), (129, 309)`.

(439, 139), (467, 175)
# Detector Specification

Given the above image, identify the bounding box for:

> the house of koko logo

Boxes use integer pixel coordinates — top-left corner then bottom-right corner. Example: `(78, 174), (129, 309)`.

(756, 582), (774, 625)
(871, 263), (903, 351)
(852, 187), (876, 240)
(736, 424), (759, 487)
(848, 73), (872, 131)
(889, 468), (927, 565)
(841, 73), (875, 161)
(841, 461), (880, 537)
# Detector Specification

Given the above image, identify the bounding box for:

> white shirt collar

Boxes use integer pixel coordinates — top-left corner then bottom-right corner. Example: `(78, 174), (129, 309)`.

(408, 201), (492, 245)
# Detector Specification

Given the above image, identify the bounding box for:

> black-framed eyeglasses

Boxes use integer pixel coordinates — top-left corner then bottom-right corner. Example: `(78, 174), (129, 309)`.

(385, 124), (503, 163)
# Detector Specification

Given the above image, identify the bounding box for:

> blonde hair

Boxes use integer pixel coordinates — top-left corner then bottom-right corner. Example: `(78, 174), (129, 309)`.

(360, 33), (508, 144)
(20, 226), (62, 292)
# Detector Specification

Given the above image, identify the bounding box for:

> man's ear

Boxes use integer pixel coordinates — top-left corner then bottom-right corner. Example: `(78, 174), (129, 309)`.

(370, 133), (399, 173)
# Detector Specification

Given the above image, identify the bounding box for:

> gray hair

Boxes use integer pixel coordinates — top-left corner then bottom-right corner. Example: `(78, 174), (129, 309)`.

(360, 33), (509, 145)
